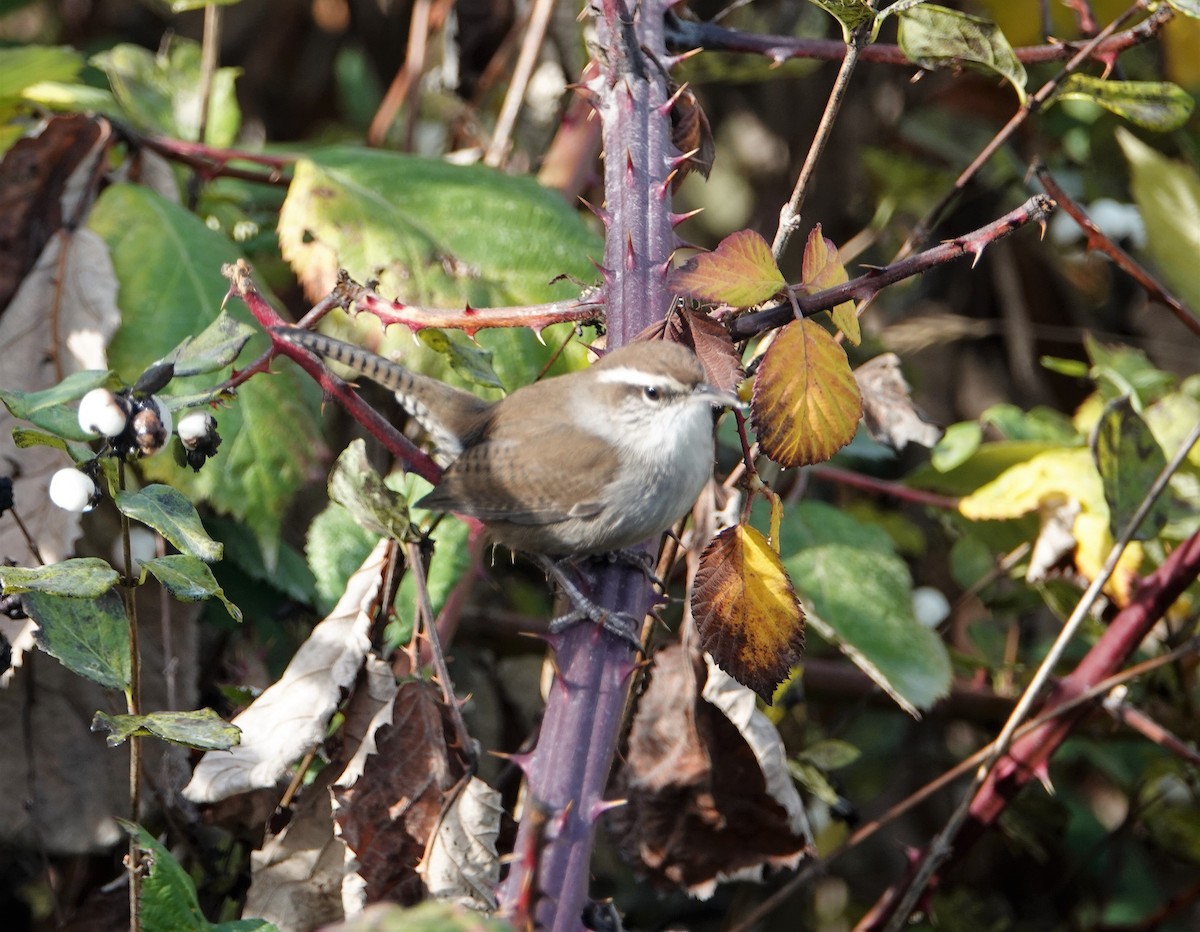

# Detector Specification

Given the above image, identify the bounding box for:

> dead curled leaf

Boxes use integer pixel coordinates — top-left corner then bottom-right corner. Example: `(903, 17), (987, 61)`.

(609, 644), (811, 898)
(333, 679), (474, 908)
(854, 352), (942, 451)
(183, 540), (388, 804)
(691, 524), (805, 702)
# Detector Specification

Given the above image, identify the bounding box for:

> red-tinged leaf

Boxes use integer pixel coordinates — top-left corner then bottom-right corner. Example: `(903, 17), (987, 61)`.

(801, 225), (859, 345)
(692, 525), (805, 702)
(752, 319), (863, 467)
(670, 229), (786, 307)
(637, 309), (744, 393)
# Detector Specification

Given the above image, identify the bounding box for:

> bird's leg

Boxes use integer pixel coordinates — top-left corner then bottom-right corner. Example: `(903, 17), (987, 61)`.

(531, 553), (645, 652)
(563, 547), (664, 588)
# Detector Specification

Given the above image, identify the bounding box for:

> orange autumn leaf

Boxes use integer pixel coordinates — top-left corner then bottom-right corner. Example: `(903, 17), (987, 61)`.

(670, 229), (786, 307)
(801, 225), (860, 346)
(692, 525), (805, 702)
(752, 318), (863, 467)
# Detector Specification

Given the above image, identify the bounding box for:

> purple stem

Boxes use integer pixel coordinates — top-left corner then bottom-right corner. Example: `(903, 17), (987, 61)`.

(497, 0), (679, 925)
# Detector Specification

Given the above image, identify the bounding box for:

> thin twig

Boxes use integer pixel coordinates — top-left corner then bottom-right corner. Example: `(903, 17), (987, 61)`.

(726, 636), (1200, 932)
(665, 4), (1170, 68)
(879, 410), (1200, 931)
(808, 464), (959, 510)
(485, 0), (558, 167)
(188, 3), (222, 209)
(118, 462), (142, 932)
(1035, 162), (1200, 337)
(905, 1), (1151, 259)
(772, 13), (873, 260)
(405, 541), (476, 764)
(730, 195), (1055, 341)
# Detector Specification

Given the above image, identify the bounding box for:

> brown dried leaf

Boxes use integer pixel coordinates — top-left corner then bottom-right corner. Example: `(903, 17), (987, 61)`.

(183, 540), (388, 804)
(0, 114), (107, 308)
(670, 85), (715, 189)
(752, 318), (863, 467)
(669, 229), (786, 307)
(853, 352), (942, 451)
(692, 525), (805, 702)
(417, 776), (502, 910)
(333, 680), (469, 908)
(801, 225), (859, 345)
(610, 644), (810, 897)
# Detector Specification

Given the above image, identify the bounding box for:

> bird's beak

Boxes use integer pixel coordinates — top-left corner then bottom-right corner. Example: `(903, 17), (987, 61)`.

(695, 383), (745, 410)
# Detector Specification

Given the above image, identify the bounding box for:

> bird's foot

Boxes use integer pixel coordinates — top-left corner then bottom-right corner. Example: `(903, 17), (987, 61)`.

(534, 553), (645, 652)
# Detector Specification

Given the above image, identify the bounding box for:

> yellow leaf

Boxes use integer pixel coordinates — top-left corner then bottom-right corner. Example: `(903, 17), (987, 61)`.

(692, 525), (805, 702)
(959, 448), (1103, 520)
(752, 318), (863, 467)
(801, 225), (860, 345)
(1073, 511), (1143, 607)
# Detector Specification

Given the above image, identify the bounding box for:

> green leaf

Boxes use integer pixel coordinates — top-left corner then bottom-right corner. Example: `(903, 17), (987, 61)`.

(89, 184), (325, 560)
(898, 4), (1027, 104)
(119, 821), (278, 931)
(307, 502), (378, 614)
(669, 229), (786, 307)
(0, 558), (119, 597)
(24, 590), (130, 689)
(278, 147), (601, 308)
(788, 758), (842, 807)
(1114, 130), (1200, 327)
(417, 329), (505, 391)
(810, 0), (874, 42)
(141, 554), (243, 622)
(1084, 332), (1177, 407)
(777, 499), (896, 556)
(115, 485), (223, 562)
(328, 440), (412, 542)
(908, 440), (1065, 496)
(205, 516), (317, 604)
(931, 420), (982, 473)
(1053, 75), (1194, 132)
(787, 545), (951, 714)
(797, 738), (861, 770)
(1092, 396), (1171, 540)
(20, 80), (119, 115)
(0, 369), (115, 440)
(0, 45), (83, 98)
(980, 404), (1080, 444)
(1166, 0), (1200, 18)
(90, 39), (240, 146)
(171, 310), (258, 378)
(93, 708), (240, 750)
(12, 427), (74, 456)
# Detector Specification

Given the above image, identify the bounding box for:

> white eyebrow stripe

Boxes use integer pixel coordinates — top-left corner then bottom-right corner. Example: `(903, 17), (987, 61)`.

(595, 366), (679, 387)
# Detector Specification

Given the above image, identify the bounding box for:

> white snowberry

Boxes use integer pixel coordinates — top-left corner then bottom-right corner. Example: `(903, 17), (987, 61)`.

(176, 410), (214, 446)
(77, 389), (128, 438)
(49, 468), (97, 513)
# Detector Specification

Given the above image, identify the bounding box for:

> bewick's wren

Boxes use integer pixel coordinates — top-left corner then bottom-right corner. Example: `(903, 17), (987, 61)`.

(275, 327), (738, 641)
(277, 327), (737, 551)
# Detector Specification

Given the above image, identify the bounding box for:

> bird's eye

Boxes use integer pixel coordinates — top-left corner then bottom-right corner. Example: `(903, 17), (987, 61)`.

(643, 385), (660, 401)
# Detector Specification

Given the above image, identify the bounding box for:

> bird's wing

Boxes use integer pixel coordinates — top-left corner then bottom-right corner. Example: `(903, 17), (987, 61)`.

(416, 421), (618, 526)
